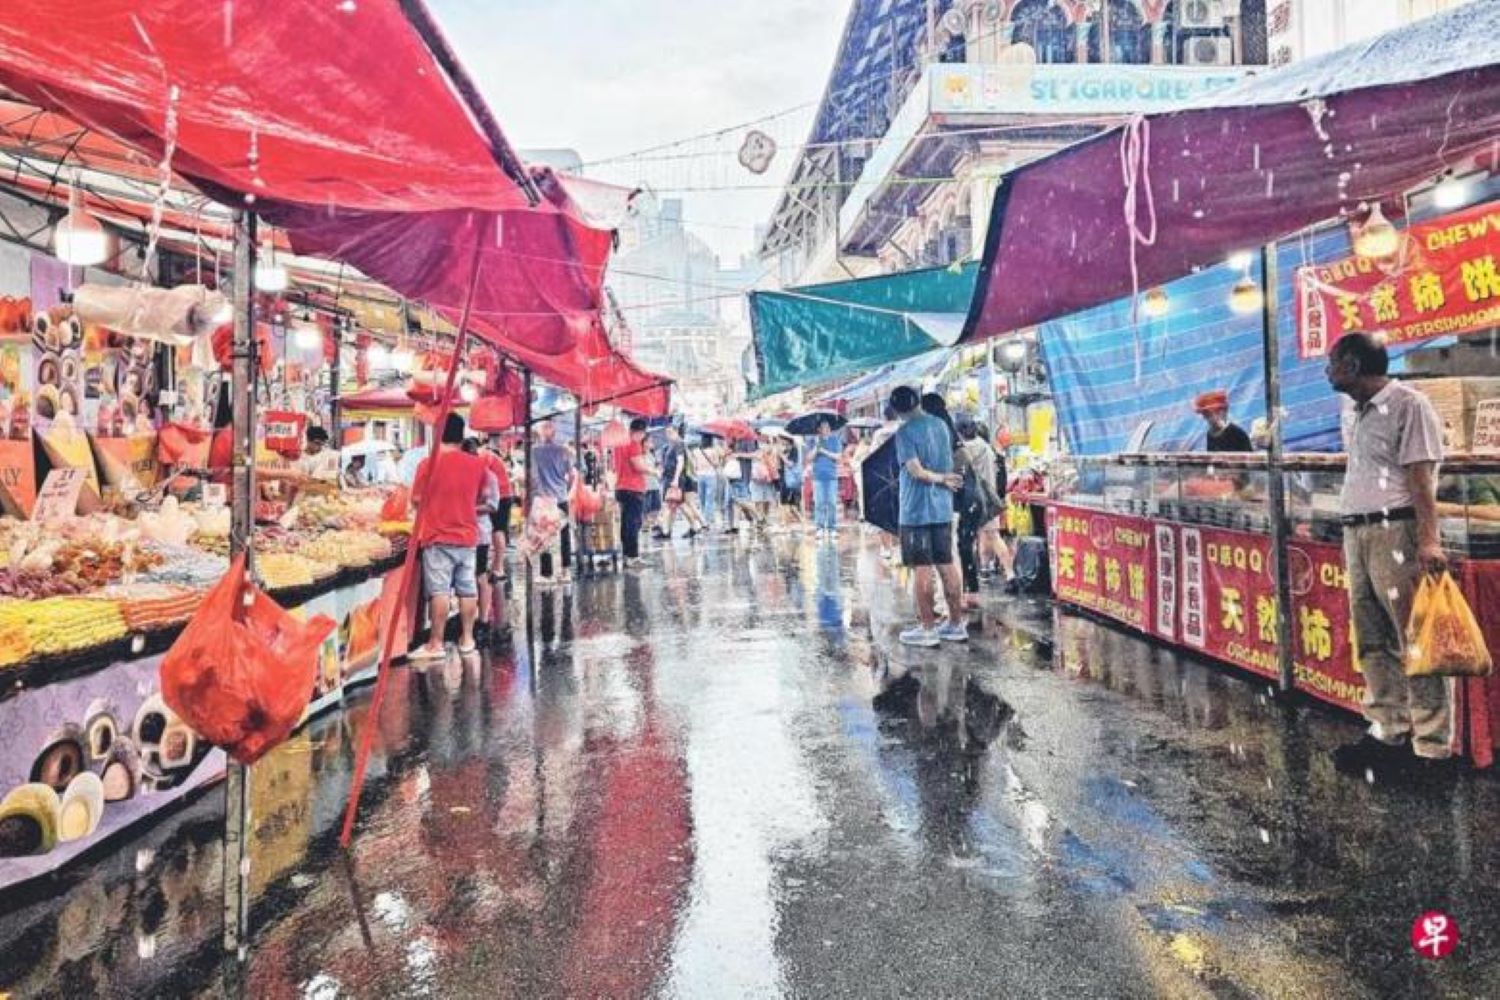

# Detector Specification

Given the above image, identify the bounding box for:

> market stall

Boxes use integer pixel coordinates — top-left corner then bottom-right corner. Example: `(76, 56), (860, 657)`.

(950, 7), (1500, 765)
(0, 2), (664, 921)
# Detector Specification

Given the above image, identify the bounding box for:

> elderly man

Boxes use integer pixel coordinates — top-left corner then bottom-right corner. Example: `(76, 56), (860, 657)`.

(1325, 333), (1451, 776)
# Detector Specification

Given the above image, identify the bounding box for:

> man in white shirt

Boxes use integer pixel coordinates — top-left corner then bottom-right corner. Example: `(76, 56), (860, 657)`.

(1326, 333), (1451, 777)
(297, 426), (341, 482)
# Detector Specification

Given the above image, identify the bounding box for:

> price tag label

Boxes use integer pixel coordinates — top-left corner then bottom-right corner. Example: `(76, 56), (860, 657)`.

(203, 483), (227, 507)
(32, 467), (87, 522)
(1472, 399), (1500, 454)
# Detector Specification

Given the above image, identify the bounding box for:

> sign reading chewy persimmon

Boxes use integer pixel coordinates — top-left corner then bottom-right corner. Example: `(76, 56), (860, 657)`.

(1296, 200), (1500, 359)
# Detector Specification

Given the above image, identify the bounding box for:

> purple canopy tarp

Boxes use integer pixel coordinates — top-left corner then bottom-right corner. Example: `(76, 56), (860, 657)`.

(963, 0), (1500, 341)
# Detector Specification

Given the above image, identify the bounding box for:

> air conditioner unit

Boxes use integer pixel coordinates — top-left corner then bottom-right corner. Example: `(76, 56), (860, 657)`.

(1179, 0), (1225, 29)
(1184, 36), (1234, 66)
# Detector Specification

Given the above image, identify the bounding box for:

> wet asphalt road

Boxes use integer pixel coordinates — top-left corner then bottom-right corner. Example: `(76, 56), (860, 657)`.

(2, 531), (1499, 998)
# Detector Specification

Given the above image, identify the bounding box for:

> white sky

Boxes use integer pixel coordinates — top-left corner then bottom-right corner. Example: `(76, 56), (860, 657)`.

(431, 0), (851, 264)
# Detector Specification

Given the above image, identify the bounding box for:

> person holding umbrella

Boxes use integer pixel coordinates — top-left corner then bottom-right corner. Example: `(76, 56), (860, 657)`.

(787, 409), (849, 543)
(810, 417), (843, 541)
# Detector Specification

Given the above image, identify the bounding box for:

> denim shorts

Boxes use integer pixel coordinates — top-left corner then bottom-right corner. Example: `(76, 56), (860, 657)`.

(422, 544), (477, 598)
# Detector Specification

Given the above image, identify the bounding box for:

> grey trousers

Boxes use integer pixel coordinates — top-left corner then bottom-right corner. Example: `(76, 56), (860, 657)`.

(1344, 519), (1453, 758)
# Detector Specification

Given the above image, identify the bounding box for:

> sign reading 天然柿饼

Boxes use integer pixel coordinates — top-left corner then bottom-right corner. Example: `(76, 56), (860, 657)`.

(1296, 200), (1500, 359)
(929, 64), (1247, 117)
(1049, 504), (1365, 714)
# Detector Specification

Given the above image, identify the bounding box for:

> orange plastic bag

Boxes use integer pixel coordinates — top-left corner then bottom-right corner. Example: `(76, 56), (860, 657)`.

(380, 485), (411, 520)
(160, 553), (336, 764)
(1405, 572), (1494, 678)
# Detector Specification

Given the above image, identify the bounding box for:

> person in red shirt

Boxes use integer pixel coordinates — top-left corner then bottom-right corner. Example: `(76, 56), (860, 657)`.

(410, 414), (495, 659)
(612, 417), (652, 568)
(483, 436), (514, 583)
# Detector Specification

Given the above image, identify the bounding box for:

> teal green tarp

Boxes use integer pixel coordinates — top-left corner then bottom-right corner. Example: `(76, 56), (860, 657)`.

(749, 262), (978, 396)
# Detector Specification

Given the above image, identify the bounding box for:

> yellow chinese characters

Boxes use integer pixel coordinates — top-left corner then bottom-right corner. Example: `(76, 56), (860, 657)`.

(1221, 587), (1245, 635)
(1461, 255), (1500, 302)
(1300, 606), (1333, 662)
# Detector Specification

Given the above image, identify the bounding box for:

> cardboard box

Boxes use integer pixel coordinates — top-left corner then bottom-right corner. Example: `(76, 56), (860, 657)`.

(1410, 377), (1500, 453)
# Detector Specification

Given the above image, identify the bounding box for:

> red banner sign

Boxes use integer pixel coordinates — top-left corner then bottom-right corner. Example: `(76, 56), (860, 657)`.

(1296, 200), (1500, 359)
(1049, 508), (1158, 636)
(1050, 504), (1366, 714)
(1179, 525), (1363, 712)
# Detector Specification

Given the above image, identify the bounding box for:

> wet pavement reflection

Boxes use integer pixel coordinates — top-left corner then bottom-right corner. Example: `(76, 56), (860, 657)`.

(2, 532), (1498, 998)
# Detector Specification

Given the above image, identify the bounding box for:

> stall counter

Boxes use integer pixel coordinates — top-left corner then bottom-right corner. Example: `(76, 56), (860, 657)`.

(1045, 452), (1500, 768)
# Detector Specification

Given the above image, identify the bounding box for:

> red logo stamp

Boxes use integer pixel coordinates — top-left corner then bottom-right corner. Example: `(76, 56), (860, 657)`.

(1411, 911), (1459, 960)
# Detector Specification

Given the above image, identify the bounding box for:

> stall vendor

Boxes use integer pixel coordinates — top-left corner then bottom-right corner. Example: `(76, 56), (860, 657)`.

(1194, 389), (1253, 453)
(296, 426), (341, 482)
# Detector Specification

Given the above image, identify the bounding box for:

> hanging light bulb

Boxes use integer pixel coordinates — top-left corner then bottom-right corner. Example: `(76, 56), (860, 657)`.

(253, 240), (288, 293)
(389, 346), (415, 373)
(1432, 173), (1472, 211)
(459, 381), (480, 403)
(1226, 250), (1254, 271)
(1229, 274), (1264, 315)
(53, 186), (109, 266)
(1352, 203), (1400, 260)
(293, 314), (324, 352)
(1141, 287), (1170, 319)
(367, 343), (390, 368)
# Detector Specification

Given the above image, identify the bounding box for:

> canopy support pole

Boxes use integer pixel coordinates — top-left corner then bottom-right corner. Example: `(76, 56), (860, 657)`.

(329, 317), (343, 446)
(574, 401), (584, 576)
(522, 370), (535, 656)
(395, 0), (541, 206)
(222, 210), (257, 957)
(1259, 242), (1295, 694)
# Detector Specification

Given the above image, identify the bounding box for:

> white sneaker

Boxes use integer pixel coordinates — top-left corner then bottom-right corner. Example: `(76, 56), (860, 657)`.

(899, 625), (941, 648)
(937, 622), (969, 643)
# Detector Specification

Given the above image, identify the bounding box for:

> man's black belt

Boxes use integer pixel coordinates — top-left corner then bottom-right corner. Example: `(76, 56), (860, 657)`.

(1341, 506), (1416, 527)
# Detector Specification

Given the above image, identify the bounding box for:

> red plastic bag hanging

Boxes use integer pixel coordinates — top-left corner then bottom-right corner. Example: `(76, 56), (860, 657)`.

(380, 485), (411, 520)
(157, 421), (212, 466)
(160, 553), (336, 764)
(469, 394), (517, 432)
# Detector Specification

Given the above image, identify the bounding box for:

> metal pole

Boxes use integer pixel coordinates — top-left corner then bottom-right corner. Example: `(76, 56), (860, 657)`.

(522, 371), (535, 655)
(223, 210), (257, 956)
(1259, 242), (1295, 694)
(395, 0), (541, 205)
(574, 401), (584, 575)
(329, 317), (343, 446)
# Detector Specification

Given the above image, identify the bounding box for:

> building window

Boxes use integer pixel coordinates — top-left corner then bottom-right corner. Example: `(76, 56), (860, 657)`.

(1099, 0), (1151, 63)
(1012, 0), (1075, 63)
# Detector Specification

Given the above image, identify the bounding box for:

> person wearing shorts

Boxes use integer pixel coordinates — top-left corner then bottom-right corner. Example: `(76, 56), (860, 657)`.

(411, 414), (495, 659)
(891, 386), (966, 648)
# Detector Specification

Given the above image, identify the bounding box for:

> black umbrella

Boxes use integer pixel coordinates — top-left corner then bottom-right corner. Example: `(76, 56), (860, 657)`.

(785, 409), (847, 437)
(859, 435), (901, 535)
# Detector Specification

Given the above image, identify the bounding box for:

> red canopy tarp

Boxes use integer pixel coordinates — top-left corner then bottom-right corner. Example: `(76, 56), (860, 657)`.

(962, 2), (1500, 341)
(0, 0), (671, 409)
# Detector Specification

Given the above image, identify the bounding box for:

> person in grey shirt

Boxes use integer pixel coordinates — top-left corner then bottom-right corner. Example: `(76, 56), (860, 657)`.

(531, 419), (576, 584)
(1325, 333), (1450, 777)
